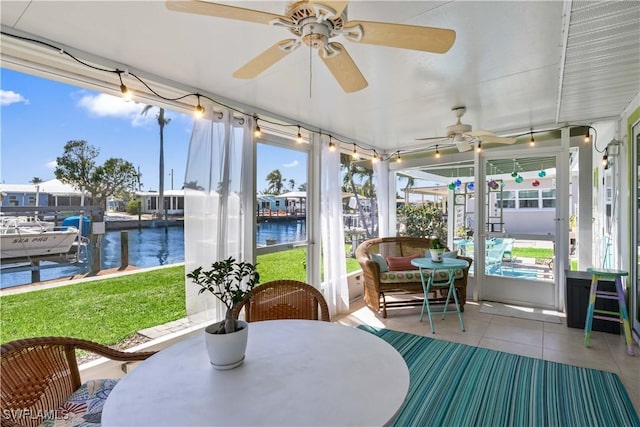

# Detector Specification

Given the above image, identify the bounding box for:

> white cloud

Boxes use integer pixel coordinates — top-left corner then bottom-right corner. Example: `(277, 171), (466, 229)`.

(0, 90), (29, 106)
(77, 93), (153, 126)
(283, 160), (299, 168)
(46, 160), (57, 169)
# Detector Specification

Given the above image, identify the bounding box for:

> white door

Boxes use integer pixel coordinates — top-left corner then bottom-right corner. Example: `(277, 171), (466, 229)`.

(475, 148), (565, 309)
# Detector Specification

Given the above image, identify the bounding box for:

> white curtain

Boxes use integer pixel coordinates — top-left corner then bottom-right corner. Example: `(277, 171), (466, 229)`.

(183, 111), (254, 322)
(320, 138), (350, 316)
(374, 159), (391, 237)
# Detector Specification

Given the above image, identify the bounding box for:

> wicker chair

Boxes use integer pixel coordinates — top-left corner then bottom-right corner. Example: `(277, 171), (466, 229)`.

(0, 337), (156, 427)
(232, 280), (331, 322)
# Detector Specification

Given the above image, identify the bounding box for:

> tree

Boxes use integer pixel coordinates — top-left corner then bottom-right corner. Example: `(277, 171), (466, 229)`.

(398, 174), (416, 202)
(266, 169), (284, 194)
(298, 183), (307, 192)
(287, 179), (295, 191)
(340, 154), (377, 238)
(30, 177), (43, 184)
(141, 106), (171, 220)
(54, 140), (139, 210)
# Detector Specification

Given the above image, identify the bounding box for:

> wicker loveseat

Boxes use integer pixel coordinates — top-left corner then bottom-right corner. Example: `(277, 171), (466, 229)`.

(355, 236), (473, 318)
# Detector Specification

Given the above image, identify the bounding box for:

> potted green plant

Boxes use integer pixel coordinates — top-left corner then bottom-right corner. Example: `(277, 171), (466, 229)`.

(429, 238), (445, 263)
(187, 257), (260, 369)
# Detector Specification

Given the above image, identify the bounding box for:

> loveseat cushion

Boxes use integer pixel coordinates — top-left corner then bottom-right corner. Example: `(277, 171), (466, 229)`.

(380, 269), (465, 284)
(41, 378), (118, 427)
(386, 255), (421, 271)
(369, 253), (389, 272)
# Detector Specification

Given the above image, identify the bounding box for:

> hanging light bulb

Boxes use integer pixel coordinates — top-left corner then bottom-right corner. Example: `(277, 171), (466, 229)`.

(352, 143), (359, 160)
(297, 126), (303, 143)
(435, 145), (440, 158)
(371, 150), (378, 164)
(584, 128), (591, 143)
(476, 140), (482, 152)
(254, 118), (261, 138)
(328, 136), (336, 151)
(194, 95), (205, 119)
(395, 151), (401, 163)
(118, 72), (132, 100)
(529, 130), (535, 147)
(602, 152), (609, 167)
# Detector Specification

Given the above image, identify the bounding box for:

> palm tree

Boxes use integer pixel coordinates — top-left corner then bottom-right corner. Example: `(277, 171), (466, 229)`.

(30, 177), (43, 184)
(266, 169), (284, 194)
(340, 154), (376, 238)
(288, 179), (295, 191)
(141, 105), (171, 227)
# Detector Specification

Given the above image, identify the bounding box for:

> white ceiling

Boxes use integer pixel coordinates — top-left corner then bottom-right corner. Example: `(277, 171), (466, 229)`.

(1, 1), (639, 154)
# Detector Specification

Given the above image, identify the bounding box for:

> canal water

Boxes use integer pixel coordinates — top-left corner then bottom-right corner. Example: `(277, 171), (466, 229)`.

(0, 220), (306, 289)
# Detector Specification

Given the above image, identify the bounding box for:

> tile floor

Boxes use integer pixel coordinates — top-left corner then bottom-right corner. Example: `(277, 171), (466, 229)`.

(332, 299), (640, 415)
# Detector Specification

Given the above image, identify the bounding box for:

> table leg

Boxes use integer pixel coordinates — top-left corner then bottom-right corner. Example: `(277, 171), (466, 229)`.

(418, 267), (436, 334)
(444, 270), (465, 331)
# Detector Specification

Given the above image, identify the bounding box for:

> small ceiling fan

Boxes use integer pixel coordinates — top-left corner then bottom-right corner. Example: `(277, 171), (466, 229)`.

(416, 106), (517, 152)
(165, 1), (456, 93)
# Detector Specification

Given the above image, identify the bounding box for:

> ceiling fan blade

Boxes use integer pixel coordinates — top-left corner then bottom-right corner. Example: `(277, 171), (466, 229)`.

(165, 1), (288, 25)
(478, 135), (517, 144)
(233, 39), (299, 79)
(310, 1), (348, 18)
(319, 42), (368, 93)
(455, 139), (473, 152)
(416, 136), (449, 142)
(346, 20), (455, 53)
(465, 130), (516, 144)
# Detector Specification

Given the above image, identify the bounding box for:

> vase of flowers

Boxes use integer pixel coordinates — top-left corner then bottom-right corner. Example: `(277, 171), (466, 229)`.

(187, 257), (259, 369)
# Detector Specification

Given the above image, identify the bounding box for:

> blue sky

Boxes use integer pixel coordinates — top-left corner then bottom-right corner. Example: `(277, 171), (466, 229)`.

(1, 68), (307, 192)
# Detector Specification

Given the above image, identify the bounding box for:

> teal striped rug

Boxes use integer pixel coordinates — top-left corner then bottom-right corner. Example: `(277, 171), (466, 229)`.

(359, 326), (639, 427)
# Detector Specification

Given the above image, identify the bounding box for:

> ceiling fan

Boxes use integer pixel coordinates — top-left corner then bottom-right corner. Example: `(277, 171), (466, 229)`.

(416, 106), (517, 152)
(165, 1), (456, 93)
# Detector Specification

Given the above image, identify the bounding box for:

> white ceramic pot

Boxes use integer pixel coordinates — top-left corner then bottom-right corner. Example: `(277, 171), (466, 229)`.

(204, 320), (249, 370)
(429, 248), (444, 263)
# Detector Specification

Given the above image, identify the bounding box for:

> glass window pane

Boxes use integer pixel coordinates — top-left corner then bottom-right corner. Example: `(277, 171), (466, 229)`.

(518, 190), (538, 198)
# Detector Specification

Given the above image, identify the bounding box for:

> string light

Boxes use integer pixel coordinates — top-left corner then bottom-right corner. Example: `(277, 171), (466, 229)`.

(372, 150), (379, 164)
(352, 143), (359, 160)
(529, 130), (535, 147)
(328, 136), (336, 151)
(602, 150), (609, 167)
(194, 94), (204, 119)
(0, 32), (601, 165)
(254, 118), (261, 138)
(118, 71), (132, 101)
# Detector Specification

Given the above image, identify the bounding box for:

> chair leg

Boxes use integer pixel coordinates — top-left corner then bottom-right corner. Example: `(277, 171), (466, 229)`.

(614, 277), (635, 356)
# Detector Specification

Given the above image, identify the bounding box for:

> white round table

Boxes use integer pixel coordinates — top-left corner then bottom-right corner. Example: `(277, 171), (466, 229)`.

(102, 319), (409, 426)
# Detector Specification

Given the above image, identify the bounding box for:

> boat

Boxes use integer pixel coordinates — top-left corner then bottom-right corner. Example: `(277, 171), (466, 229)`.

(0, 220), (82, 260)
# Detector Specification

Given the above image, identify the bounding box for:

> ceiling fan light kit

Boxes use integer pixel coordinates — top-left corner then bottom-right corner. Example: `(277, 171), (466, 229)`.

(166, 1), (455, 93)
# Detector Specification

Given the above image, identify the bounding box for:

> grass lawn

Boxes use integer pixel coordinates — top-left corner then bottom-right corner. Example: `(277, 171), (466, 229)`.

(1, 251), (363, 344)
(1, 266), (186, 345)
